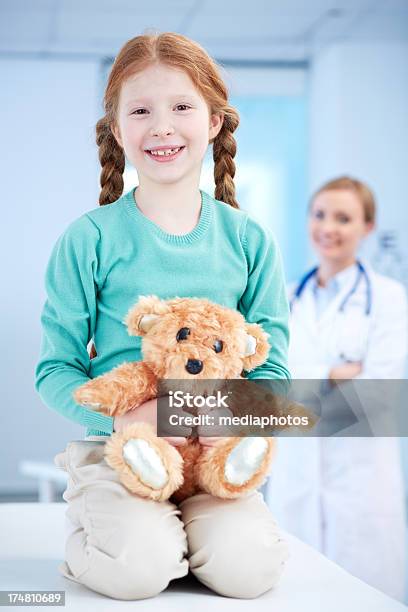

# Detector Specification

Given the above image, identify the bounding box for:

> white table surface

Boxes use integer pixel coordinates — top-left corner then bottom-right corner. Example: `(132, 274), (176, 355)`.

(0, 503), (406, 611)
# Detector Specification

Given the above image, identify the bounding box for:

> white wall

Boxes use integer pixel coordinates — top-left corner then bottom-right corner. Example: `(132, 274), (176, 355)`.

(308, 42), (408, 266)
(0, 58), (100, 492)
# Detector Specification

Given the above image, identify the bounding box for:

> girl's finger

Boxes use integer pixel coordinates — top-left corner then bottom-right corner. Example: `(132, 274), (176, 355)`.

(198, 436), (225, 447)
(163, 436), (189, 446)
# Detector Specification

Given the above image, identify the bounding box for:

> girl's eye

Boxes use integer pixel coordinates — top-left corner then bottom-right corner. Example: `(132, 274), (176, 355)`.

(314, 210), (324, 220)
(132, 108), (148, 115)
(175, 104), (191, 111)
(176, 327), (190, 341)
(213, 340), (223, 353)
(337, 215), (350, 224)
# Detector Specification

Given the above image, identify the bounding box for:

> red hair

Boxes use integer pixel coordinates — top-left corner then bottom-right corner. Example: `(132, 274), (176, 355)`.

(96, 33), (240, 208)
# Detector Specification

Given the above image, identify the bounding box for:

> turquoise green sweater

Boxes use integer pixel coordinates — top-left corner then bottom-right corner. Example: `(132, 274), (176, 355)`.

(35, 189), (290, 437)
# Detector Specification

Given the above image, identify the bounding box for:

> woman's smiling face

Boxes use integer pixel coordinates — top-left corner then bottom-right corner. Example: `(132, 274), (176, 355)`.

(112, 63), (222, 187)
(309, 189), (374, 264)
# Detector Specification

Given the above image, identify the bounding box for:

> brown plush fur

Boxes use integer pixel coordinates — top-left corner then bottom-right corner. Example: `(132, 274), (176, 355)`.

(74, 296), (310, 502)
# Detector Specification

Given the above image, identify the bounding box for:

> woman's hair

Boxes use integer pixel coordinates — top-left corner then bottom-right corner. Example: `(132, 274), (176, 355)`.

(310, 176), (376, 224)
(96, 32), (240, 208)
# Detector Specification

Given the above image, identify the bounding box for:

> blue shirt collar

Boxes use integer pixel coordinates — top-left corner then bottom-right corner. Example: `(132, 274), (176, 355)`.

(312, 262), (359, 296)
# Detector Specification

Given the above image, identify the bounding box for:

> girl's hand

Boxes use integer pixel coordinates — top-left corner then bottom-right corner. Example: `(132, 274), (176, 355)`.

(198, 436), (226, 447)
(329, 361), (362, 383)
(197, 405), (233, 446)
(113, 398), (191, 447)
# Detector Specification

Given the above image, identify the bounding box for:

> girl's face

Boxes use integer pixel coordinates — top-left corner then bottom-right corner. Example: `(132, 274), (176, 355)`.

(309, 189), (374, 264)
(112, 63), (222, 187)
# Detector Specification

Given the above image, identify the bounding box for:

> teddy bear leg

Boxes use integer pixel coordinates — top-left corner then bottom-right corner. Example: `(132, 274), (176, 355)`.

(196, 437), (275, 499)
(104, 423), (184, 502)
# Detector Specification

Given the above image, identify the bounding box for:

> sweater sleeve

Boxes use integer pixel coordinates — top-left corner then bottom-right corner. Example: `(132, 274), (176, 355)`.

(34, 215), (114, 434)
(238, 215), (291, 381)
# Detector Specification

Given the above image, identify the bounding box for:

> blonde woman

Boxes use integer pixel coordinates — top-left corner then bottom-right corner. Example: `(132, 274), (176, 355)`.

(267, 177), (407, 601)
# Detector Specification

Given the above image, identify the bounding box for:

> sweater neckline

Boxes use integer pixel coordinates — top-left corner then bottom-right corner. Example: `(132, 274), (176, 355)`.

(122, 187), (212, 244)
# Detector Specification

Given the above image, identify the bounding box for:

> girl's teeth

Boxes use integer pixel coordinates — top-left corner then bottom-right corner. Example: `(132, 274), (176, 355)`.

(149, 147), (181, 156)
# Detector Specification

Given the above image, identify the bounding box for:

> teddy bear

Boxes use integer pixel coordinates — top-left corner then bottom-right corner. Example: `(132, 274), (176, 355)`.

(74, 296), (309, 503)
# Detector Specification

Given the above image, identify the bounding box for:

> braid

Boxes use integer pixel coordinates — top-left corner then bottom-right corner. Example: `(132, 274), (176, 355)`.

(96, 117), (125, 206)
(213, 109), (240, 209)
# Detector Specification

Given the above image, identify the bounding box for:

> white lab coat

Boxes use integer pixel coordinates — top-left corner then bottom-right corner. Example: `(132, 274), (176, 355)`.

(265, 262), (408, 601)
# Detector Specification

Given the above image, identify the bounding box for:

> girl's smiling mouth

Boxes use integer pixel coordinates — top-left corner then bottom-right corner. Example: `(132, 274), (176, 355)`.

(144, 145), (186, 162)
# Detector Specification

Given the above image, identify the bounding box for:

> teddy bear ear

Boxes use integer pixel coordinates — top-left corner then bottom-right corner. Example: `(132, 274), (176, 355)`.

(242, 323), (270, 371)
(124, 295), (170, 336)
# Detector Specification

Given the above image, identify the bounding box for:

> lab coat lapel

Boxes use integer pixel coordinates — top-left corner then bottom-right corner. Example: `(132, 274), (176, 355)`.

(291, 281), (318, 337)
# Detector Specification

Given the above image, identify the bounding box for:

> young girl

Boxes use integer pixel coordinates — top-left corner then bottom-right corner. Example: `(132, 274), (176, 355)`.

(35, 32), (290, 600)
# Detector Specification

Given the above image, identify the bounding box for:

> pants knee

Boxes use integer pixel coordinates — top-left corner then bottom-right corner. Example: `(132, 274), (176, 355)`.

(182, 493), (289, 598)
(193, 528), (288, 598)
(66, 497), (189, 600)
(81, 550), (184, 600)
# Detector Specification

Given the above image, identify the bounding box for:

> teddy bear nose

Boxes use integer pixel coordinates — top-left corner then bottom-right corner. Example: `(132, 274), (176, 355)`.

(186, 359), (203, 375)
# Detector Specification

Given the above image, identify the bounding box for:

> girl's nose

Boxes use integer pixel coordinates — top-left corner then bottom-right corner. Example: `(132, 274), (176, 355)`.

(149, 122), (175, 138)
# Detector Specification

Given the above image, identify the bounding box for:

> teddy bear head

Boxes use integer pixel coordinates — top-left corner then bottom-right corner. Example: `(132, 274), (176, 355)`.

(124, 295), (270, 380)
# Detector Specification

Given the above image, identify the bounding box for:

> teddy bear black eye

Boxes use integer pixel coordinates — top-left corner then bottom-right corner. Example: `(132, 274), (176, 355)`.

(176, 327), (190, 341)
(213, 340), (223, 353)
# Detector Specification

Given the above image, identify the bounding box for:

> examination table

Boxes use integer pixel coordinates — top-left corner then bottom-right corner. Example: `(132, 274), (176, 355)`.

(0, 503), (406, 611)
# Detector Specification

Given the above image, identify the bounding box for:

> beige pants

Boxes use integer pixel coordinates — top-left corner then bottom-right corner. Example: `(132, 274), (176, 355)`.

(54, 437), (289, 600)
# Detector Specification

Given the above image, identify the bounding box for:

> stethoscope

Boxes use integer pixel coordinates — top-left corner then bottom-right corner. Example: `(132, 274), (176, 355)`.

(290, 260), (372, 316)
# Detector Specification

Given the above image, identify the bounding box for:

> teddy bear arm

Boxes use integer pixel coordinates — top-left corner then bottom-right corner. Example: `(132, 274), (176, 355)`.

(74, 361), (157, 417)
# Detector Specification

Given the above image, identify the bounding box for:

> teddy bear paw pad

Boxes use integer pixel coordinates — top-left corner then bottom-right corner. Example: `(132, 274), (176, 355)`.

(123, 438), (169, 489)
(224, 438), (268, 486)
